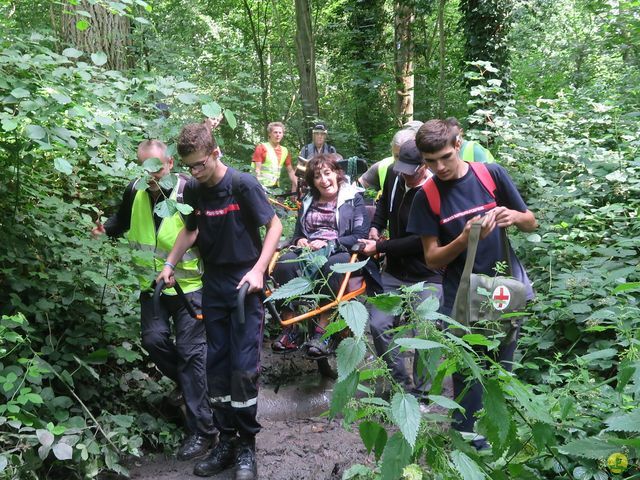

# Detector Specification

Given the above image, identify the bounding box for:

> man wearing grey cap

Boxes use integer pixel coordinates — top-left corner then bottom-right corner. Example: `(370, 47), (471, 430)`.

(358, 139), (443, 397)
(299, 123), (337, 160)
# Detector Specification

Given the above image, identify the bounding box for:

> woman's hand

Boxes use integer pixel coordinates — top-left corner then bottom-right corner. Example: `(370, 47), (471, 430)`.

(296, 238), (310, 248)
(357, 238), (377, 256)
(308, 239), (328, 251)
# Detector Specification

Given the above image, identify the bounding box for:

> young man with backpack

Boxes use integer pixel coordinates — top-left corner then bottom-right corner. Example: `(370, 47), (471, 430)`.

(407, 119), (537, 446)
(158, 123), (282, 479)
(91, 139), (217, 461)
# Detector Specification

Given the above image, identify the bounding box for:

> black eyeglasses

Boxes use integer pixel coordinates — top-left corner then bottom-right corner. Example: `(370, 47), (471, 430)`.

(187, 155), (209, 173)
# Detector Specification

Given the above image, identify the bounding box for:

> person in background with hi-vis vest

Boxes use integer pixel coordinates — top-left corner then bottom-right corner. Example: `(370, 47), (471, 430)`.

(358, 121), (423, 196)
(252, 121), (297, 192)
(445, 117), (495, 163)
(91, 139), (218, 461)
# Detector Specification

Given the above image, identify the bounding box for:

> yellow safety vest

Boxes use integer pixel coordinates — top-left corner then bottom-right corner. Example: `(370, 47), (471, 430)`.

(375, 156), (395, 201)
(460, 140), (495, 163)
(127, 176), (203, 295)
(255, 142), (288, 187)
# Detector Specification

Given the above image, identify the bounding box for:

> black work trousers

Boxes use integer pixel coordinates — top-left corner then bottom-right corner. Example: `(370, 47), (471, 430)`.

(202, 268), (264, 442)
(140, 290), (216, 437)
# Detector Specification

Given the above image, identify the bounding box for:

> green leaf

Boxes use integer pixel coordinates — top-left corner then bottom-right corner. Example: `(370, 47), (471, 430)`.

(558, 438), (619, 460)
(52, 442), (73, 460)
(142, 157), (163, 173)
(578, 348), (617, 363)
(390, 392), (421, 448)
(427, 395), (464, 411)
(330, 370), (358, 418)
(25, 125), (46, 140)
(75, 19), (90, 31)
(380, 432), (412, 480)
(154, 199), (178, 218)
(62, 47), (83, 58)
(10, 87), (30, 99)
(51, 93), (72, 105)
(526, 233), (542, 242)
(36, 429), (54, 448)
(329, 258), (369, 273)
(175, 203), (193, 215)
(531, 422), (556, 450)
(461, 334), (496, 347)
(135, 178), (149, 191)
(111, 414), (134, 428)
(394, 338), (447, 350)
(343, 464), (372, 479)
(177, 93), (198, 104)
(614, 282), (640, 293)
(358, 421), (387, 460)
(91, 52), (108, 66)
(336, 337), (366, 380)
(1, 118), (18, 131)
(338, 300), (368, 338)
(158, 173), (177, 190)
(134, 16), (150, 25)
(605, 410), (640, 433)
(482, 379), (511, 451)
(202, 102), (222, 118)
(223, 109), (237, 130)
(367, 294), (403, 315)
(268, 277), (314, 301)
(0, 454), (7, 472)
(450, 450), (487, 480)
(54, 158), (73, 175)
(416, 295), (440, 318)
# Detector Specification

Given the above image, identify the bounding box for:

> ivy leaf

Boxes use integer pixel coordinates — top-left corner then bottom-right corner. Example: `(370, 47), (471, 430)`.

(10, 87), (30, 98)
(54, 158), (73, 175)
(329, 258), (369, 273)
(558, 438), (619, 460)
(202, 102), (222, 118)
(336, 337), (366, 380)
(25, 125), (46, 140)
(605, 410), (640, 433)
(91, 52), (108, 66)
(75, 19), (90, 31)
(62, 47), (83, 58)
(390, 392), (421, 448)
(52, 442), (73, 460)
(36, 429), (54, 448)
(358, 420), (387, 460)
(338, 300), (368, 338)
(175, 203), (193, 215)
(450, 450), (487, 480)
(380, 432), (412, 480)
(329, 370), (358, 418)
(481, 379), (511, 452)
(394, 338), (447, 351)
(223, 109), (237, 130)
(367, 294), (403, 316)
(268, 277), (314, 301)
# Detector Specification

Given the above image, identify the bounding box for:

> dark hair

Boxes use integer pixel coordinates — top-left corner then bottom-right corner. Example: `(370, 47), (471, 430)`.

(305, 153), (347, 200)
(415, 119), (458, 154)
(177, 123), (217, 157)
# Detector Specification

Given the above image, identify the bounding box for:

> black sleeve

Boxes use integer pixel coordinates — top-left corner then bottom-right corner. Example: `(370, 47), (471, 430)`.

(183, 178), (200, 231)
(103, 181), (136, 238)
(371, 171), (394, 231)
(376, 235), (424, 256)
(237, 173), (276, 227)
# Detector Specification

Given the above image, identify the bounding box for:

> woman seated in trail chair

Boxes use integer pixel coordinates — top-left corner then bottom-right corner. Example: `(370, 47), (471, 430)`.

(271, 153), (369, 357)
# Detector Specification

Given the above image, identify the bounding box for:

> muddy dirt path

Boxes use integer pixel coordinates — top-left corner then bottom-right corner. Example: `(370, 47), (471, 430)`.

(127, 345), (373, 480)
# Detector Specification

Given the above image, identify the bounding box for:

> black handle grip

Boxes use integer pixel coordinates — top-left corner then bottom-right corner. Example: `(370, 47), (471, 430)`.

(152, 278), (199, 320)
(237, 282), (250, 326)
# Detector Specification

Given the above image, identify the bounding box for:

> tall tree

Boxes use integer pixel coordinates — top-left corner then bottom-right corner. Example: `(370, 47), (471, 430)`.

(56, 0), (132, 70)
(394, 0), (415, 125)
(294, 0), (319, 127)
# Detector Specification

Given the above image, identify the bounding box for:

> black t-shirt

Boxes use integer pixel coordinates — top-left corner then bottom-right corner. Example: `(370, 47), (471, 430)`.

(407, 163), (534, 314)
(184, 168), (275, 268)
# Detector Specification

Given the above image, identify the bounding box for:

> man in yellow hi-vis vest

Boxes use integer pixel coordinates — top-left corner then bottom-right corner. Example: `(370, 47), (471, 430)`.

(92, 139), (217, 461)
(251, 121), (297, 191)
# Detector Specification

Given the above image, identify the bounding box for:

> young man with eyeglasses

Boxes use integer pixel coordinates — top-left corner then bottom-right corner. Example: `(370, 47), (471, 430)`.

(158, 123), (282, 480)
(91, 139), (217, 462)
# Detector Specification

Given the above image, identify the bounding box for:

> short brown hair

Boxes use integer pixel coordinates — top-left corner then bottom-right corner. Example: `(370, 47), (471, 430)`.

(267, 122), (285, 135)
(305, 153), (347, 200)
(415, 119), (458, 154)
(177, 123), (217, 157)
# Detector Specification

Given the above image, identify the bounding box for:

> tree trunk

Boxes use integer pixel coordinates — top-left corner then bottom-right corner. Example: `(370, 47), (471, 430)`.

(59, 1), (132, 70)
(437, 0), (446, 115)
(294, 0), (319, 128)
(394, 0), (415, 126)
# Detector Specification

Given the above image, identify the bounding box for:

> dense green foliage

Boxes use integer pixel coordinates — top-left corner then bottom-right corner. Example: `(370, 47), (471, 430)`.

(1, 0), (639, 478)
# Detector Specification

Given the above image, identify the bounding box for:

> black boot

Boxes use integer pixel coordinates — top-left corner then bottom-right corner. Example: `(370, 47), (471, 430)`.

(193, 436), (236, 477)
(234, 440), (257, 480)
(177, 433), (212, 461)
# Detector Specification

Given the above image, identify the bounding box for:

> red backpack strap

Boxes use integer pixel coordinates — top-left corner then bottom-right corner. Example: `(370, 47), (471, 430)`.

(468, 162), (497, 199)
(421, 177), (441, 216)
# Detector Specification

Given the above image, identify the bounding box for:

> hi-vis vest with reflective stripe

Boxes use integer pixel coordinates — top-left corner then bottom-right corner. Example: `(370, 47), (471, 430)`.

(376, 156), (395, 199)
(127, 176), (203, 295)
(460, 140), (495, 163)
(255, 142), (288, 187)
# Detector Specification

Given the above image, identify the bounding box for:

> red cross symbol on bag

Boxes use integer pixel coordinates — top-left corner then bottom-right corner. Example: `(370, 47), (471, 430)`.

(492, 286), (511, 311)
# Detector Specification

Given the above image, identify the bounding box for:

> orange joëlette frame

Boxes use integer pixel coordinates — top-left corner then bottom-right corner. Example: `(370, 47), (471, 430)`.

(267, 252), (367, 327)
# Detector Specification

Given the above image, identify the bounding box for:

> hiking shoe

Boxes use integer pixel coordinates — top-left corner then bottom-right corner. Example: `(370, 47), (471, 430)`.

(234, 444), (257, 480)
(271, 326), (300, 352)
(305, 328), (332, 358)
(177, 433), (211, 461)
(193, 437), (236, 477)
